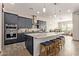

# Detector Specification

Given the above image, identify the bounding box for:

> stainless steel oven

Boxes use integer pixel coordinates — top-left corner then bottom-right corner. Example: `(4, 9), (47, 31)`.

(5, 24), (17, 40)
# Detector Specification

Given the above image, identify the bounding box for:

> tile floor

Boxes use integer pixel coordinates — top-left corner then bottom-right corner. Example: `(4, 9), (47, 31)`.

(1, 35), (79, 56)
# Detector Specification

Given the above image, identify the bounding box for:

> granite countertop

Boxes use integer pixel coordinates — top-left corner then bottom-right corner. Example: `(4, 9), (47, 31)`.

(24, 32), (64, 39)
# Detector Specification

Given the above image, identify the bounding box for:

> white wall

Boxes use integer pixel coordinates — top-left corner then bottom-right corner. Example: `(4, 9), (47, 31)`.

(0, 3), (2, 51)
(73, 11), (79, 40)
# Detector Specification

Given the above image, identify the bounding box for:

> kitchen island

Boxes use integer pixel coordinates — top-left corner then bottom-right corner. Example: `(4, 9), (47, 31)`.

(24, 32), (64, 56)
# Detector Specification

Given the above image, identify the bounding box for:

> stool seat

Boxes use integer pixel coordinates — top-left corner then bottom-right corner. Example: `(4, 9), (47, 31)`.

(40, 41), (52, 46)
(40, 41), (52, 56)
(59, 36), (65, 38)
(50, 40), (55, 42)
(53, 39), (57, 41)
(56, 37), (61, 40)
(49, 40), (56, 56)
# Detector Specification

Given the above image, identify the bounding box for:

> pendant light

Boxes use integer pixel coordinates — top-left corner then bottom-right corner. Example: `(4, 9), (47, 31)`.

(68, 9), (71, 13)
(54, 14), (56, 18)
(2, 3), (4, 12)
(43, 8), (46, 13)
(43, 3), (46, 13)
(37, 11), (40, 14)
(54, 3), (57, 18)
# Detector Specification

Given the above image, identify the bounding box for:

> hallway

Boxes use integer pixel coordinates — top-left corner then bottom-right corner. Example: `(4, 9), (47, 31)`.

(58, 36), (79, 56)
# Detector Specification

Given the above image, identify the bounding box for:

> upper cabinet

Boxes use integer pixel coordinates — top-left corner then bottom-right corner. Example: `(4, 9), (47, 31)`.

(4, 12), (32, 28)
(37, 20), (46, 31)
(4, 12), (18, 24)
(17, 16), (32, 28)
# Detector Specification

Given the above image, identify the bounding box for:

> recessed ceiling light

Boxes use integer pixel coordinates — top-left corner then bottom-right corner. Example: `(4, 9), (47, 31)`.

(68, 9), (71, 12)
(29, 8), (33, 10)
(50, 16), (52, 18)
(54, 15), (56, 18)
(37, 11), (40, 14)
(10, 3), (15, 5)
(43, 8), (46, 13)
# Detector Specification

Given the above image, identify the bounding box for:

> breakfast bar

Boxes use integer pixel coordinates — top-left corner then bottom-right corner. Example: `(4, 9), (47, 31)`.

(24, 32), (64, 56)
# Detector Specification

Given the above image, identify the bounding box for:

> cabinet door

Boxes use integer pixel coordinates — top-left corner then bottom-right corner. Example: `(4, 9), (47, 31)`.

(25, 35), (33, 55)
(18, 16), (25, 28)
(17, 33), (25, 42)
(25, 18), (32, 28)
(18, 16), (32, 28)
(4, 12), (18, 24)
(37, 20), (46, 29)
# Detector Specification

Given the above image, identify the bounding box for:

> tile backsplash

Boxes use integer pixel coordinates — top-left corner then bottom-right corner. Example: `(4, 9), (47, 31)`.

(18, 28), (41, 33)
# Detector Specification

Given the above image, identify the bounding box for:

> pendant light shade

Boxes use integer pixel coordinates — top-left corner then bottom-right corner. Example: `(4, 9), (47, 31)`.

(43, 7), (46, 13)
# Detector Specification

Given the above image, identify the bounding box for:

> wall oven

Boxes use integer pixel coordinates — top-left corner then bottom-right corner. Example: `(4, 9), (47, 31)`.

(5, 24), (17, 40)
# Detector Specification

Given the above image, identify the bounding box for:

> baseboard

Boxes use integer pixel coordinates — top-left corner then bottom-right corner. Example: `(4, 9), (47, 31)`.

(0, 51), (3, 56)
(73, 39), (79, 41)
(0, 51), (1, 53)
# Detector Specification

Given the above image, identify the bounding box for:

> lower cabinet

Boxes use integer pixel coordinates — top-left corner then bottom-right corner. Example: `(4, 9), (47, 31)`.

(4, 33), (25, 45)
(17, 33), (25, 42)
(24, 35), (33, 56)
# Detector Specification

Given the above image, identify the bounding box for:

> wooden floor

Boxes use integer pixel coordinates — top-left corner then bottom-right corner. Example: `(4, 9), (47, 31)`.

(1, 36), (79, 56)
(2, 42), (31, 56)
(58, 36), (79, 56)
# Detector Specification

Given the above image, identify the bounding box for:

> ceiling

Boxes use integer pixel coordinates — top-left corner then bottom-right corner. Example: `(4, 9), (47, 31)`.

(4, 3), (79, 19)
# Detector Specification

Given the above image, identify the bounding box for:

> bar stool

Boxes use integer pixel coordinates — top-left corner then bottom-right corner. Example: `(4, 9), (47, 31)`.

(53, 39), (60, 55)
(50, 40), (56, 56)
(59, 36), (65, 47)
(40, 41), (52, 56)
(56, 37), (62, 50)
(55, 38), (60, 54)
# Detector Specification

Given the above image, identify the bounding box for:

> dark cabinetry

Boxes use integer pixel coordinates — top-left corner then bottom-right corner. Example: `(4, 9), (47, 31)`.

(18, 16), (32, 28)
(4, 12), (18, 24)
(4, 12), (32, 28)
(17, 33), (25, 42)
(37, 20), (46, 31)
(24, 35), (33, 55)
(4, 33), (25, 45)
(4, 12), (32, 45)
